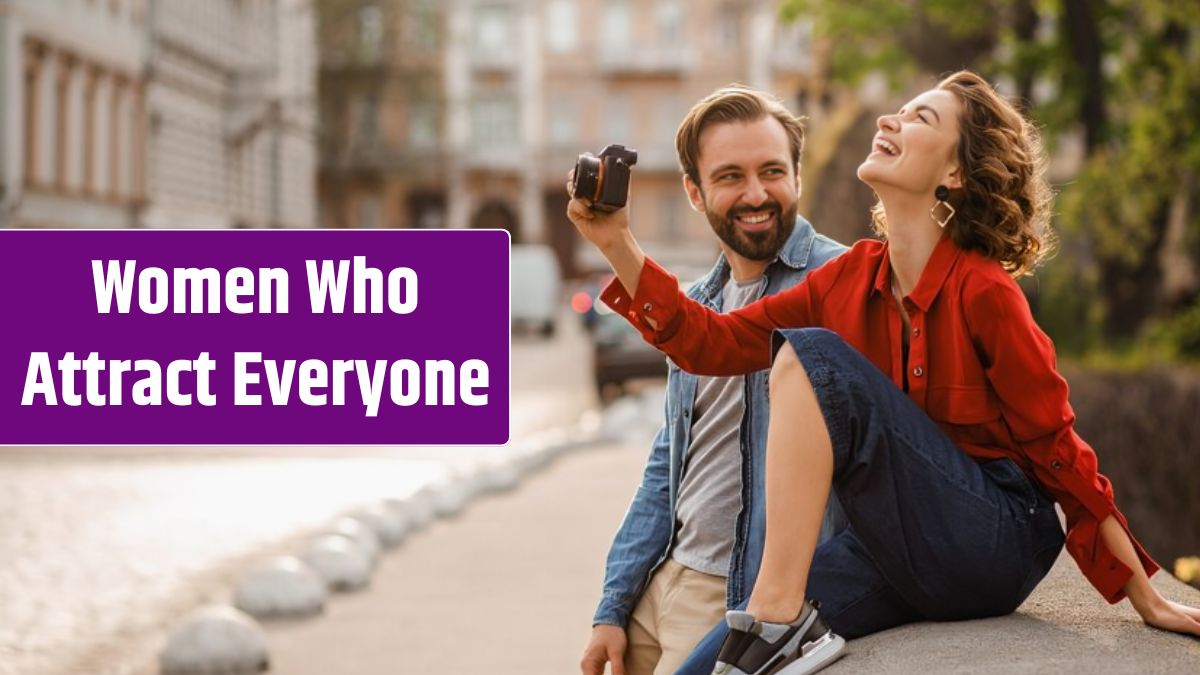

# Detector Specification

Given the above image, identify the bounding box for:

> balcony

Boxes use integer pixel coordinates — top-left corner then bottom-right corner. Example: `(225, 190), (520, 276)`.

(469, 47), (518, 74)
(463, 144), (524, 172)
(596, 46), (693, 76)
(321, 141), (448, 176)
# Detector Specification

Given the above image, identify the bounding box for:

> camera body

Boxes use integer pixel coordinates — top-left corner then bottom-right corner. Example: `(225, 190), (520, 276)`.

(572, 144), (638, 212)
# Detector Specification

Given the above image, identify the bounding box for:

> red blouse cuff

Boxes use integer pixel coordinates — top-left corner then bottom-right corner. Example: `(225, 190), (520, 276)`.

(1069, 508), (1161, 604)
(599, 257), (683, 341)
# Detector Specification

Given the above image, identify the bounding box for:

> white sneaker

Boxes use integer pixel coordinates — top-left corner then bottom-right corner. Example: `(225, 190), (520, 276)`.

(711, 601), (846, 675)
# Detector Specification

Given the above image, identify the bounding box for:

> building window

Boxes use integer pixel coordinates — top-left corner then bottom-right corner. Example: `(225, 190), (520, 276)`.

(409, 191), (446, 229)
(472, 97), (517, 147)
(37, 50), (57, 188)
(549, 100), (577, 146)
(82, 67), (99, 195)
(774, 19), (813, 72)
(472, 4), (512, 56)
(358, 194), (382, 228)
(716, 4), (741, 51)
(408, 100), (438, 147)
(54, 54), (74, 192)
(656, 95), (684, 143)
(661, 194), (682, 242)
(600, 2), (631, 51)
(357, 3), (384, 62)
(65, 62), (89, 193)
(356, 94), (378, 147)
(404, 0), (438, 52)
(604, 93), (630, 144)
(545, 0), (578, 53)
(656, 0), (682, 46)
(22, 43), (43, 188)
(93, 75), (111, 197)
(107, 78), (124, 200)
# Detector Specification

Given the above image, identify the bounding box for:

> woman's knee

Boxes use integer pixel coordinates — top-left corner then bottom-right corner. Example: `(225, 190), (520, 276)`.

(769, 340), (808, 392)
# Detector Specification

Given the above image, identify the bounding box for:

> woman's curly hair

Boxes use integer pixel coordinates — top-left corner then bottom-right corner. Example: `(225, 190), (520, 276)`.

(869, 70), (1057, 277)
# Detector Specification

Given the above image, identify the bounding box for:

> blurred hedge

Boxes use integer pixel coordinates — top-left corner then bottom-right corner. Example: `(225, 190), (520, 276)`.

(1063, 364), (1200, 568)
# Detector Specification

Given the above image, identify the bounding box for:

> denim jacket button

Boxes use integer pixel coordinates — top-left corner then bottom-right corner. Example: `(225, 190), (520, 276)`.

(1051, 459), (1063, 470)
(912, 327), (920, 337)
(643, 302), (653, 312)
(912, 366), (924, 377)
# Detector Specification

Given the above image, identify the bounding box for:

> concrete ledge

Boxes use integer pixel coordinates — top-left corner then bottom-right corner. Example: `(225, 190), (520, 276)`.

(838, 555), (1200, 673)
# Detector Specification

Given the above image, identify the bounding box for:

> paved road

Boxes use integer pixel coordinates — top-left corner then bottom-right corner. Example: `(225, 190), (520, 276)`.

(0, 314), (601, 675)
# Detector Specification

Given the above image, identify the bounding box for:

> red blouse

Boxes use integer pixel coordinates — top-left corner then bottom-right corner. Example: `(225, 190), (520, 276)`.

(601, 232), (1158, 603)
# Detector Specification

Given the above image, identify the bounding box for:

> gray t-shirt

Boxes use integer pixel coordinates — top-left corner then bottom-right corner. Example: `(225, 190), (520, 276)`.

(670, 275), (765, 576)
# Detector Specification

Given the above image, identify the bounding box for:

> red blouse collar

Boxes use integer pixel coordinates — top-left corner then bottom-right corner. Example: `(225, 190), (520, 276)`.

(871, 230), (963, 312)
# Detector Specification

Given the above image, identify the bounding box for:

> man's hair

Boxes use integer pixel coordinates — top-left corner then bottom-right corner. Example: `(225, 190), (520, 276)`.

(675, 84), (806, 187)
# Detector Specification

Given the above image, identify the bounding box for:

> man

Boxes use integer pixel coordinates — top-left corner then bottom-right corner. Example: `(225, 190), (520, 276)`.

(573, 86), (847, 675)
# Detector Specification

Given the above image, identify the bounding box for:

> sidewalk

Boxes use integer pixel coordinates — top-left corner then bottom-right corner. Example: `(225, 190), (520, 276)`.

(260, 442), (645, 675)
(257, 442), (1200, 674)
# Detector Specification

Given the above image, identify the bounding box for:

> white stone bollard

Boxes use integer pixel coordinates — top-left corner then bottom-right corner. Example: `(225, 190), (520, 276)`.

(300, 534), (372, 592)
(599, 397), (641, 441)
(331, 515), (382, 565)
(386, 494), (434, 533)
(431, 478), (472, 518)
(160, 605), (268, 675)
(232, 556), (326, 619)
(350, 502), (411, 549)
(482, 460), (522, 493)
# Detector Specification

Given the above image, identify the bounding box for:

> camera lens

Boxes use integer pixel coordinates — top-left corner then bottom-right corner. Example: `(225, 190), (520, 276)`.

(573, 154), (602, 202)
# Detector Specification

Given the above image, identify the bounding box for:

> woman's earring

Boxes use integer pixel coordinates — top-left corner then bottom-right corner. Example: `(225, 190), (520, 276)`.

(930, 185), (955, 228)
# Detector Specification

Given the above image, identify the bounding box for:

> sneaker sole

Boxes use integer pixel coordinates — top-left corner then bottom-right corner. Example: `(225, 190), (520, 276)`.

(770, 632), (846, 675)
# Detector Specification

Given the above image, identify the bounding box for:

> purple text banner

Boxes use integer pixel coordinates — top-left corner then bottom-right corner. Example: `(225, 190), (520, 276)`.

(0, 230), (510, 445)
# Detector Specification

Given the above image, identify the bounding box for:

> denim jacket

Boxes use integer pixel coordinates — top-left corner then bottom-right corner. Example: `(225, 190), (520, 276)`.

(593, 216), (848, 628)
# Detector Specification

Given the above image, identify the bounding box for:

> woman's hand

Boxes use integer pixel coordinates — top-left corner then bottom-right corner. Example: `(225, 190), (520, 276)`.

(1131, 592), (1200, 637)
(1104, 516), (1200, 638)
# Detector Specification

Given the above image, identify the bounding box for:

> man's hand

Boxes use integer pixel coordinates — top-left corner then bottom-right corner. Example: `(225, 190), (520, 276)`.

(565, 172), (632, 253)
(579, 624), (627, 675)
(564, 170), (647, 298)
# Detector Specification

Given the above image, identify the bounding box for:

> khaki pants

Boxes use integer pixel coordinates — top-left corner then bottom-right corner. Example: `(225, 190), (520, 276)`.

(625, 559), (727, 675)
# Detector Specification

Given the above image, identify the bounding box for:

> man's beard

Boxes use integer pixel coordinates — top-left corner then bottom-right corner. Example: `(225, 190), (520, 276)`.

(705, 199), (798, 262)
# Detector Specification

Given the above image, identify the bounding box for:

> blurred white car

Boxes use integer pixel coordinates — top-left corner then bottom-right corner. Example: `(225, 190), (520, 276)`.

(510, 244), (562, 337)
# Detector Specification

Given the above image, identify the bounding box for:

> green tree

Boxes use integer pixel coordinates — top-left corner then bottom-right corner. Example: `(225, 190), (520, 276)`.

(781, 0), (1200, 355)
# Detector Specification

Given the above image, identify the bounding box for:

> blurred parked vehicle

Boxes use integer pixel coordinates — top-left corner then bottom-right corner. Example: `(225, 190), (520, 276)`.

(589, 276), (699, 399)
(511, 244), (562, 337)
(592, 304), (669, 400)
(569, 272), (612, 332)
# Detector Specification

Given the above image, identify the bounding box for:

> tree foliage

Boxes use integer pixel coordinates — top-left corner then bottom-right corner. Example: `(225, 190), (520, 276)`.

(780, 0), (1200, 356)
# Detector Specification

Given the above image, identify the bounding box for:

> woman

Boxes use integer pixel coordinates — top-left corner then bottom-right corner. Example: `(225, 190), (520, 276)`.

(566, 71), (1200, 675)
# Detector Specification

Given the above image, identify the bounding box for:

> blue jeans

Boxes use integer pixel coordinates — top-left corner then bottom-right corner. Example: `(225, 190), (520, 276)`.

(678, 329), (1065, 674)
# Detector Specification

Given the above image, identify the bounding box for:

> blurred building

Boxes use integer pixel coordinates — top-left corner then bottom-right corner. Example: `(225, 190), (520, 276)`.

(0, 0), (318, 229)
(318, 0), (819, 276)
(0, 0), (147, 227)
(141, 0), (319, 228)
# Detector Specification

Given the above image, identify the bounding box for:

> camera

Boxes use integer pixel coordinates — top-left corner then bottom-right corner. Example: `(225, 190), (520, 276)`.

(572, 144), (638, 212)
